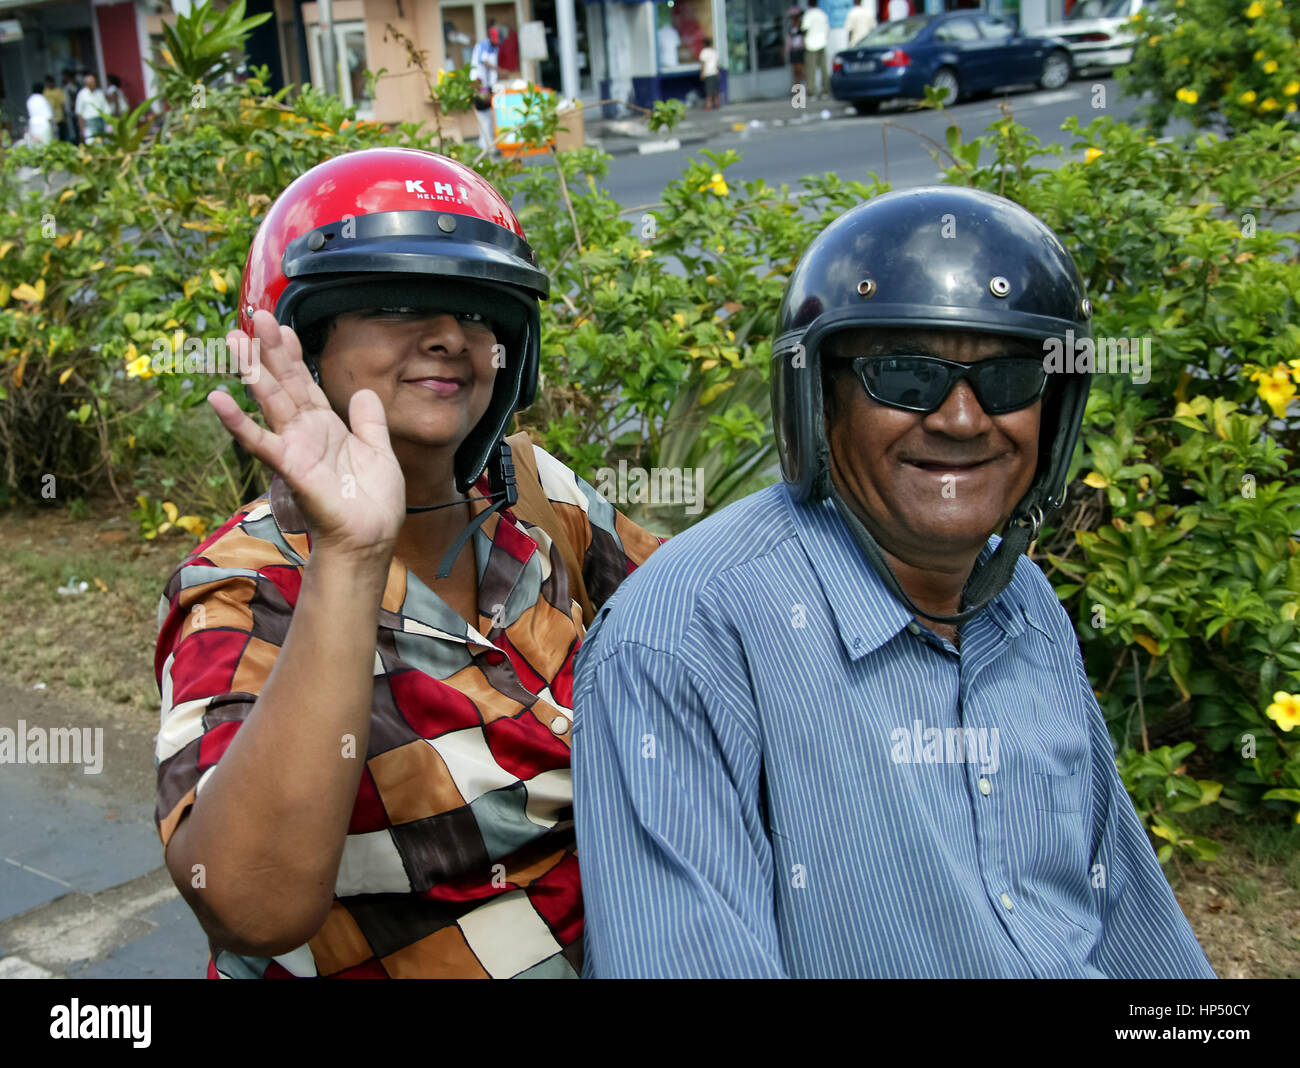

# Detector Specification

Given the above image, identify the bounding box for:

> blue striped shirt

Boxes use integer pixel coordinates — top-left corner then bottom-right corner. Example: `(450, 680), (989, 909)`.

(571, 483), (1215, 978)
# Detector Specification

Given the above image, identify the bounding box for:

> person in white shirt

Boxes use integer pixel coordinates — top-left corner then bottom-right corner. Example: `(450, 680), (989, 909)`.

(25, 83), (55, 146)
(887, 0), (911, 21)
(845, 0), (877, 47)
(801, 0), (830, 101)
(103, 74), (129, 130)
(658, 20), (682, 69)
(470, 26), (500, 90)
(75, 73), (109, 143)
(699, 36), (721, 110)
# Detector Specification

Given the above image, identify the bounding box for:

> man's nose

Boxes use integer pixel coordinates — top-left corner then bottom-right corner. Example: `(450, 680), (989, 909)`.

(923, 379), (993, 437)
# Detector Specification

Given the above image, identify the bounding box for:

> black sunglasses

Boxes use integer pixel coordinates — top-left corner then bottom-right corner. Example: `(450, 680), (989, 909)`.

(849, 354), (1047, 415)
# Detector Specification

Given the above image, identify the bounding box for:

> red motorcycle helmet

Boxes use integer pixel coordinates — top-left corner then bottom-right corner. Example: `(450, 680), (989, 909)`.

(239, 147), (549, 493)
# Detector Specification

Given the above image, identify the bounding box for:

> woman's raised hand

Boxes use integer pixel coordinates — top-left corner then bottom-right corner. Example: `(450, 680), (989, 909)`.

(207, 311), (406, 560)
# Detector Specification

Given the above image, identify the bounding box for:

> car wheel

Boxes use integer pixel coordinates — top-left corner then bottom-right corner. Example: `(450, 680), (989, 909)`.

(1039, 50), (1072, 90)
(852, 99), (881, 115)
(931, 67), (960, 105)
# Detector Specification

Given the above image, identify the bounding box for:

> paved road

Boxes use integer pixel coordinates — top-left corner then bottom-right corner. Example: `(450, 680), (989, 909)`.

(598, 80), (1139, 207)
(0, 78), (1139, 980)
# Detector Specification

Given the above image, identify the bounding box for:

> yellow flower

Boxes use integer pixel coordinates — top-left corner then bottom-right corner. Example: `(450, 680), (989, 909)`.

(1177, 56), (1191, 65)
(1246, 0), (1265, 17)
(1257, 370), (1296, 417)
(1176, 88), (1199, 104)
(1288, 101), (1298, 112)
(174, 515), (207, 538)
(1254, 49), (1266, 61)
(125, 353), (153, 380)
(1261, 97), (1280, 110)
(1239, 90), (1258, 104)
(697, 172), (728, 197)
(1265, 691), (1300, 731)
(1148, 35), (1161, 46)
(1263, 59), (1279, 74)
(1084, 147), (1105, 163)
(1285, 81), (1300, 96)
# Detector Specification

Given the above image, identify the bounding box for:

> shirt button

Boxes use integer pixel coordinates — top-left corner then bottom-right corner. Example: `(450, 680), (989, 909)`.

(550, 716), (570, 736)
(485, 651), (505, 666)
(906, 622), (922, 636)
(1000, 893), (1014, 911)
(979, 778), (992, 796)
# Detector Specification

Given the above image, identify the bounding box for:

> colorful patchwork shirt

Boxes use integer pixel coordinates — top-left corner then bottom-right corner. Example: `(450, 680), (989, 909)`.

(153, 444), (662, 978)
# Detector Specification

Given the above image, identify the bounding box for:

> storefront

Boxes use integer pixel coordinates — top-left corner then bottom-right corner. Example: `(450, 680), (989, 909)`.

(0, 0), (156, 142)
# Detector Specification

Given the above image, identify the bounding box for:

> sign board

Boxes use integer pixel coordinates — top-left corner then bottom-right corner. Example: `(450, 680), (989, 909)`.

(520, 20), (548, 62)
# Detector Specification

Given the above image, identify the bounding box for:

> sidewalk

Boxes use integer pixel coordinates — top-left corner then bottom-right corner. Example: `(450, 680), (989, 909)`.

(584, 93), (860, 157)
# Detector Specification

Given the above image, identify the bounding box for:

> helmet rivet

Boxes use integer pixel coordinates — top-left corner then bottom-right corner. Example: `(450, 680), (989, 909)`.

(245, 303), (254, 316)
(1080, 298), (1093, 319)
(857, 279), (876, 298)
(989, 276), (1011, 298)
(307, 230), (325, 252)
(438, 214), (457, 233)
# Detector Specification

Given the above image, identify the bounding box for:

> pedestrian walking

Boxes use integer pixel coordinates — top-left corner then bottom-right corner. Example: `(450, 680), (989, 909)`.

(25, 82), (55, 146)
(699, 36), (721, 110)
(801, 0), (830, 100)
(845, 0), (877, 46)
(103, 74), (130, 130)
(61, 71), (81, 143)
(41, 76), (67, 142)
(786, 6), (806, 91)
(75, 73), (109, 143)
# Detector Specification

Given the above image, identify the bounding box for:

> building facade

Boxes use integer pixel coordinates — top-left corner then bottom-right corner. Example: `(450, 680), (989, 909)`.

(1, 0), (1076, 140)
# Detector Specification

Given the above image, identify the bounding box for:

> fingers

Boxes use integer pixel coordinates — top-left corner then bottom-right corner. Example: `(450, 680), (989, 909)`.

(347, 389), (393, 455)
(207, 389), (285, 472)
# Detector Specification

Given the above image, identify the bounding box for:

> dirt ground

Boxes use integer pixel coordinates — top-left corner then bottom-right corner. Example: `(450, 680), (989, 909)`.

(1, 503), (1296, 978)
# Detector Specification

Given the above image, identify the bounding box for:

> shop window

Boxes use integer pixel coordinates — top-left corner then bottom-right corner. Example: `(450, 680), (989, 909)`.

(309, 20), (373, 117)
(658, 0), (714, 72)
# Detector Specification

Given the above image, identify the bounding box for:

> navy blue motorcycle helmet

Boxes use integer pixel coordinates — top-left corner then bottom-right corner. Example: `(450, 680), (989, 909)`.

(770, 186), (1094, 623)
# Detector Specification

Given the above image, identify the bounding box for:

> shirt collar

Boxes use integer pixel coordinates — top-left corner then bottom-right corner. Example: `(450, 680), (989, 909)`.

(781, 486), (1029, 660)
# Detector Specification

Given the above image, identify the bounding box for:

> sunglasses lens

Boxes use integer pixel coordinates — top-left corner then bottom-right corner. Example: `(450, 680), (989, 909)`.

(861, 357), (951, 410)
(971, 359), (1046, 413)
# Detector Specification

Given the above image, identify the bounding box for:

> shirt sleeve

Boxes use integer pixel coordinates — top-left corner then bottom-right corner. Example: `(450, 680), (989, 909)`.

(153, 527), (295, 850)
(1077, 655), (1217, 978)
(572, 633), (787, 978)
(528, 444), (665, 611)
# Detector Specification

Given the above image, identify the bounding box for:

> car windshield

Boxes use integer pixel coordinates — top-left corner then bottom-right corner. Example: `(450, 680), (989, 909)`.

(1066, 0), (1131, 19)
(861, 15), (928, 44)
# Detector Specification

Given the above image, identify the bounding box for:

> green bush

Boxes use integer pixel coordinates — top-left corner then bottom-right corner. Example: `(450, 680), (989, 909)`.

(1121, 0), (1299, 133)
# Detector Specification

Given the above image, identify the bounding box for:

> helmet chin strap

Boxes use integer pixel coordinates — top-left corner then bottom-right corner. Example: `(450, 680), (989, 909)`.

(404, 441), (519, 579)
(827, 488), (1036, 627)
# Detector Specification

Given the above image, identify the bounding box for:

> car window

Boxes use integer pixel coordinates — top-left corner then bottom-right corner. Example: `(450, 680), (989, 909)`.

(975, 16), (1014, 41)
(860, 14), (928, 45)
(1067, 0), (1132, 18)
(934, 17), (980, 43)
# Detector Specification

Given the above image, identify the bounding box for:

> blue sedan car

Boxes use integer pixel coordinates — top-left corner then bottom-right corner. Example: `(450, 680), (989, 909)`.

(831, 11), (1073, 115)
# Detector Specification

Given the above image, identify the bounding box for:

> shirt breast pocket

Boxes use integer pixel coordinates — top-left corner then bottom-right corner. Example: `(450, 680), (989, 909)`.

(1034, 768), (1084, 813)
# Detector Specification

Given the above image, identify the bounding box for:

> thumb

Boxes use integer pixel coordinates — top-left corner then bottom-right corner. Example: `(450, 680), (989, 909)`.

(348, 389), (392, 454)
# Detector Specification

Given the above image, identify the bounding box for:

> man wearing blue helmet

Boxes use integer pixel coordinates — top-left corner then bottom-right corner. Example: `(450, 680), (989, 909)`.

(570, 187), (1215, 979)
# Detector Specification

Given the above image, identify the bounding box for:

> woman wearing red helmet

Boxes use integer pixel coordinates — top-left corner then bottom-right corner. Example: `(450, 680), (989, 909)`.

(152, 148), (662, 978)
